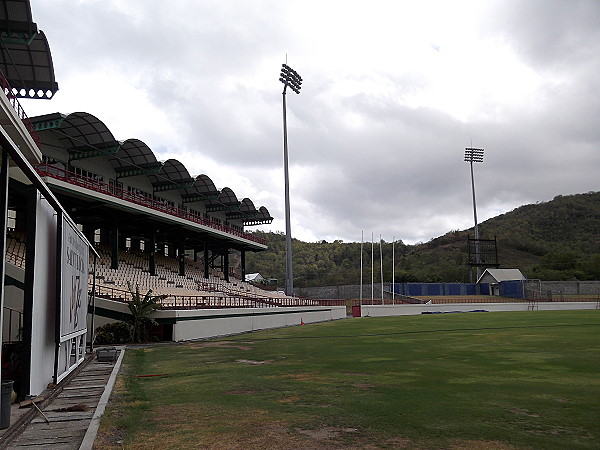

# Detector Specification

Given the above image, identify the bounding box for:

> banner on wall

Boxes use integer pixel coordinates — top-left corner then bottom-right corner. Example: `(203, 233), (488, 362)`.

(60, 216), (89, 338)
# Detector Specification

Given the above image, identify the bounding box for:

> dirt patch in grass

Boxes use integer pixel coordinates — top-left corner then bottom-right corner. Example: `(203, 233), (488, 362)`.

(122, 404), (398, 449)
(450, 439), (520, 449)
(224, 389), (256, 395)
(282, 373), (331, 383)
(191, 341), (253, 351)
(510, 408), (540, 417)
(293, 426), (405, 448)
(351, 383), (376, 390)
(93, 425), (126, 449)
(526, 425), (570, 436)
(296, 426), (359, 440)
(381, 437), (413, 448)
(135, 405), (334, 449)
(235, 359), (274, 365)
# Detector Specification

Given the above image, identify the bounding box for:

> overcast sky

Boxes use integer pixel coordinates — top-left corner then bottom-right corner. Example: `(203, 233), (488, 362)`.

(22, 0), (600, 244)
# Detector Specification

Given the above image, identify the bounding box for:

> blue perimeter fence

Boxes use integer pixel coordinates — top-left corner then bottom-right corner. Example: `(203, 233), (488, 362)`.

(392, 282), (526, 298)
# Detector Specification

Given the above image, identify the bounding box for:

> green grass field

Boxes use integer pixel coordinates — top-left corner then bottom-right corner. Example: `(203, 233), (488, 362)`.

(96, 310), (600, 449)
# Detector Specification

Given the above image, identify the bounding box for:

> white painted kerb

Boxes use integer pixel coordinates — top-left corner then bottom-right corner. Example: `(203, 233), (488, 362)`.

(79, 347), (126, 450)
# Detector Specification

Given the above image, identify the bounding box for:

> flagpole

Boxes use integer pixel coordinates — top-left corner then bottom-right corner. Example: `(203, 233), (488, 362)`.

(371, 233), (374, 301)
(392, 236), (395, 305)
(360, 231), (363, 304)
(380, 235), (384, 304)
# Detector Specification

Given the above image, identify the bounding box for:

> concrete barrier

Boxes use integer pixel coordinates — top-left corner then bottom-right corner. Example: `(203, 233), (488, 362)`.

(360, 302), (598, 317)
(168, 306), (346, 341)
(90, 297), (346, 342)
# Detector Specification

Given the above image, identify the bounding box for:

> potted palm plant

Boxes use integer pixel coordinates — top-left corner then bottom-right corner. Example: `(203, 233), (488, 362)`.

(127, 283), (166, 343)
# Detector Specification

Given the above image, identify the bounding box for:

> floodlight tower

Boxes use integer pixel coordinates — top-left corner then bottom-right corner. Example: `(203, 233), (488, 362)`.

(464, 147), (484, 278)
(279, 63), (302, 296)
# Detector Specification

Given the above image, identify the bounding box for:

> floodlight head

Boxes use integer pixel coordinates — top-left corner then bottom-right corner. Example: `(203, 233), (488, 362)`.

(464, 147), (484, 163)
(279, 63), (302, 94)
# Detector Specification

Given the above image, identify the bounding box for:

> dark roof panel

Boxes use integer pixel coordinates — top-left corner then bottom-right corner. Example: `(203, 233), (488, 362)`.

(257, 206), (273, 221)
(56, 112), (118, 153)
(244, 206), (273, 226)
(0, 0), (36, 34)
(193, 174), (218, 196)
(239, 198), (257, 214)
(158, 159), (192, 182)
(109, 138), (160, 174)
(217, 187), (239, 207)
(148, 158), (194, 190)
(0, 31), (58, 98)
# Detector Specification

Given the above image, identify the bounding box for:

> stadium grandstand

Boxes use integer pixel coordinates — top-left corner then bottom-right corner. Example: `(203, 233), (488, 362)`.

(29, 110), (276, 292)
(0, 0), (346, 413)
(0, 1), (597, 432)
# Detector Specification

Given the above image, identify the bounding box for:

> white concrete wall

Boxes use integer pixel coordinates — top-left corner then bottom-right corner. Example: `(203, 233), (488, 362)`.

(361, 302), (598, 317)
(169, 306), (346, 341)
(90, 297), (346, 342)
(30, 196), (58, 396)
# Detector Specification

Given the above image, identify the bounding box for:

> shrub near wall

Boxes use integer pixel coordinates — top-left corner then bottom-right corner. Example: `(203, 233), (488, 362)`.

(95, 322), (132, 344)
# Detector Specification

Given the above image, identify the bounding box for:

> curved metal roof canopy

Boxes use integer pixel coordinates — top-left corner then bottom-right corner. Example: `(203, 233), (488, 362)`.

(0, 0), (36, 36)
(239, 198), (257, 214)
(149, 158), (194, 191)
(31, 110), (273, 228)
(109, 139), (161, 178)
(206, 187), (240, 212)
(244, 206), (273, 226)
(227, 197), (257, 220)
(193, 174), (219, 198)
(218, 187), (240, 206)
(181, 173), (219, 203)
(0, 0), (58, 98)
(53, 112), (119, 160)
(0, 31), (58, 98)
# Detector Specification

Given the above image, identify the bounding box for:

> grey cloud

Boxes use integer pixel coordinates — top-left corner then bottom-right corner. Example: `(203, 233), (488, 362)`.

(24, 0), (600, 244)
(488, 0), (600, 70)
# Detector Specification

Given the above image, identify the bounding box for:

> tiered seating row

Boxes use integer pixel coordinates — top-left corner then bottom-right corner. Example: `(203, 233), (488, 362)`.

(4, 234), (301, 308)
(91, 246), (296, 307)
(5, 230), (26, 269)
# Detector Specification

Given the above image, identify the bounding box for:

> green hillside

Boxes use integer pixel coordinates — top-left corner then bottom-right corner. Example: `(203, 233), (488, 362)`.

(246, 191), (600, 287)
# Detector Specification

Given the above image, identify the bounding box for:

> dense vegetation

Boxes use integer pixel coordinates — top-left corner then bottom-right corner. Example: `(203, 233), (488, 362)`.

(246, 191), (600, 287)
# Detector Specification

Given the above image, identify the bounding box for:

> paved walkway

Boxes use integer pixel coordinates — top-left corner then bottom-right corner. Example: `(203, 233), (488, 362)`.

(0, 347), (125, 450)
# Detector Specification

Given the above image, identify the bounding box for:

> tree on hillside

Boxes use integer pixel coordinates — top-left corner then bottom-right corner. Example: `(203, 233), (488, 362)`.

(247, 191), (600, 284)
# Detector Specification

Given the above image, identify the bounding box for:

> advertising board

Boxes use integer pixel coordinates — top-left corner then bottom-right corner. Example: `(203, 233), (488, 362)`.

(60, 216), (88, 338)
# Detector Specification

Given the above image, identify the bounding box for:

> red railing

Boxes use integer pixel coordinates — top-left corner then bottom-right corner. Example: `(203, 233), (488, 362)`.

(92, 285), (341, 309)
(35, 164), (267, 245)
(0, 70), (41, 149)
(358, 298), (427, 305)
